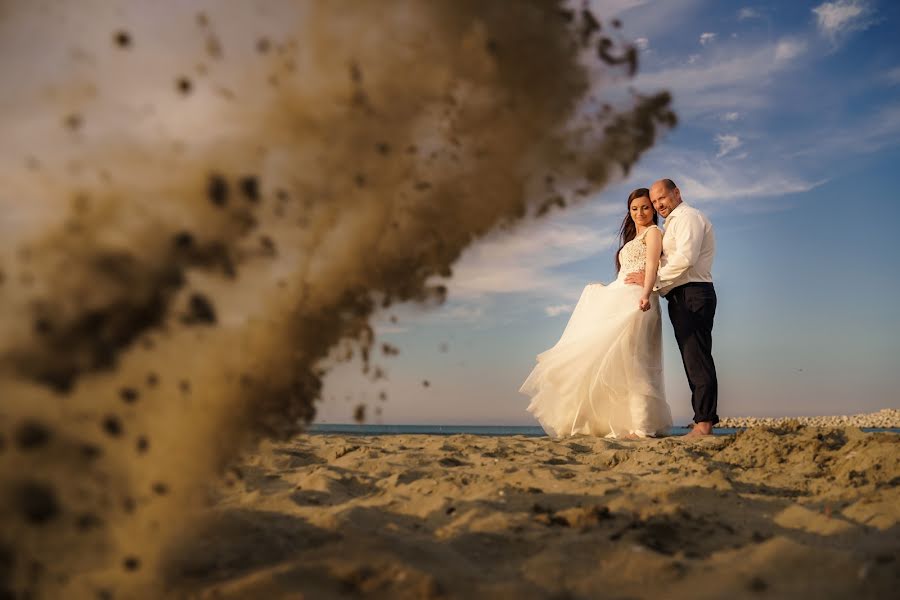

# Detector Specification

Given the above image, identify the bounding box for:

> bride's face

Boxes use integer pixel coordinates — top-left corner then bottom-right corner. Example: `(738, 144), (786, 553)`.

(630, 196), (655, 227)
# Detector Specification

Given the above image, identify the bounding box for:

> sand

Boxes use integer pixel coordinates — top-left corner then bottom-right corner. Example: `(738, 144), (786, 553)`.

(0, 6), (677, 593)
(162, 425), (899, 599)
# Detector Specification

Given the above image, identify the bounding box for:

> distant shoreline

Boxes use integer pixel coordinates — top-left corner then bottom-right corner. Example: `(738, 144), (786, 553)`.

(308, 408), (900, 436)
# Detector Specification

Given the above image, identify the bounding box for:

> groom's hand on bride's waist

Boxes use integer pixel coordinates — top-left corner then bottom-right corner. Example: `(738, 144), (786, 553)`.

(624, 271), (645, 286)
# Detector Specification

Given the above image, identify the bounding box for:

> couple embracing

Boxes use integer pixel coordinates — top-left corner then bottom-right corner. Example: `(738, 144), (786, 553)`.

(520, 179), (718, 439)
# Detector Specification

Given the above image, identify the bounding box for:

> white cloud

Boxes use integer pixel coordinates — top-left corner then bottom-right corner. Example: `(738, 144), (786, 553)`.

(587, 201), (631, 220)
(787, 103), (900, 157)
(680, 170), (824, 203)
(883, 67), (900, 86)
(405, 207), (623, 326)
(586, 0), (651, 16)
(714, 134), (742, 158)
(544, 304), (574, 317)
(699, 32), (717, 46)
(633, 37), (808, 117)
(373, 323), (409, 335)
(738, 7), (761, 20)
(585, 0), (706, 42)
(405, 96), (900, 330)
(634, 37), (650, 51)
(812, 0), (877, 43)
(438, 304), (486, 323)
(774, 39), (807, 64)
(722, 112), (741, 121)
(621, 148), (825, 206)
(443, 220), (617, 301)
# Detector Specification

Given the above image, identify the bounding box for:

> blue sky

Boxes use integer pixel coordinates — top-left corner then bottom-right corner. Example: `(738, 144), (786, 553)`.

(320, 0), (900, 425)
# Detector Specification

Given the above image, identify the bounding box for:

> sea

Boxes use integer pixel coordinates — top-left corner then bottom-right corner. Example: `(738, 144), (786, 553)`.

(308, 424), (900, 437)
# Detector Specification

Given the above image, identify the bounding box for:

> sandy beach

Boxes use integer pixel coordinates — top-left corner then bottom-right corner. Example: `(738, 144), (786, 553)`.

(163, 424), (899, 599)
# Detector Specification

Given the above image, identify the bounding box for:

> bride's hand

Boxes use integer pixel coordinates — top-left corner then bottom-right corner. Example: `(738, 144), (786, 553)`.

(639, 295), (651, 312)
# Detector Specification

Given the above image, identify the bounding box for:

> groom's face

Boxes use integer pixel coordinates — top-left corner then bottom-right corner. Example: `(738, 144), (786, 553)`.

(651, 184), (681, 218)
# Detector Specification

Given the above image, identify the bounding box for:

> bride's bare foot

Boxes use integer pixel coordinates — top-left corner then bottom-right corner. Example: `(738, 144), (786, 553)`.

(684, 421), (713, 438)
(621, 432), (642, 440)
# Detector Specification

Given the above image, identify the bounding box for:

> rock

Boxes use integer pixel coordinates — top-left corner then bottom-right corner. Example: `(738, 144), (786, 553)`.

(718, 409), (899, 429)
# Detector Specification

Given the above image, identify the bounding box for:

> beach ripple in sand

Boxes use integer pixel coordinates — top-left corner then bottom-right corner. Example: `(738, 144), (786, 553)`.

(165, 426), (899, 599)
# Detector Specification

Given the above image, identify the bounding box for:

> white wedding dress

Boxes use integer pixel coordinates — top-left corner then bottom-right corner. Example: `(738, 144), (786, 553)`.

(520, 225), (672, 438)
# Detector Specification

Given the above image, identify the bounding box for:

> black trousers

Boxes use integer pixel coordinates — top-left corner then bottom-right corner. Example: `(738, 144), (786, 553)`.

(664, 282), (718, 424)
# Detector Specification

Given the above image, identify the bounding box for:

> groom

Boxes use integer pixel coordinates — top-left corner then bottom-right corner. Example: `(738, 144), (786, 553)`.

(625, 179), (718, 437)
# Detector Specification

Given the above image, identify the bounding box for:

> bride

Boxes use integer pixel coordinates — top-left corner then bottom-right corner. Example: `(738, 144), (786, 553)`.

(520, 188), (673, 439)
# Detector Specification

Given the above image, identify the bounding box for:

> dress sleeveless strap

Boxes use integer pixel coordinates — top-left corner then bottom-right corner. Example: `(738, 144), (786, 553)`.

(637, 225), (659, 241)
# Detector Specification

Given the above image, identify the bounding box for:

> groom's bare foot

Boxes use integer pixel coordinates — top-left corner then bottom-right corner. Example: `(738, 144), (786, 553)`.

(684, 421), (713, 438)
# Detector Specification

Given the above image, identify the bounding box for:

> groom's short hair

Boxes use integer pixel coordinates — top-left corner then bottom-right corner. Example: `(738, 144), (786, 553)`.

(661, 178), (678, 191)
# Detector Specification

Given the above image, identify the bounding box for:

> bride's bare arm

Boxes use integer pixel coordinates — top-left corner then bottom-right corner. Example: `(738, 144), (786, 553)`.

(640, 227), (662, 310)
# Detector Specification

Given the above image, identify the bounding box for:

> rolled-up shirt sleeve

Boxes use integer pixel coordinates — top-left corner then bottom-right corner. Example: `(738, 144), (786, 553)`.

(656, 213), (704, 289)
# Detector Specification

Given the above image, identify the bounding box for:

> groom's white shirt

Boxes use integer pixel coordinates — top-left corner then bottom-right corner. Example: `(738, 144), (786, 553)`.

(655, 202), (715, 296)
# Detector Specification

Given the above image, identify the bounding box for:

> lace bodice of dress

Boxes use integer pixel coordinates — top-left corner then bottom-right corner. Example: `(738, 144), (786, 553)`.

(617, 225), (658, 274)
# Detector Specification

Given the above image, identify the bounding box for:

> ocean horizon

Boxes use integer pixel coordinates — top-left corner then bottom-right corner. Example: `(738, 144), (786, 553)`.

(307, 423), (900, 436)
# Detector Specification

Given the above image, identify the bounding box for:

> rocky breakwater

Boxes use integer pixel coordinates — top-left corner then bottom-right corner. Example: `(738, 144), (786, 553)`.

(718, 408), (900, 429)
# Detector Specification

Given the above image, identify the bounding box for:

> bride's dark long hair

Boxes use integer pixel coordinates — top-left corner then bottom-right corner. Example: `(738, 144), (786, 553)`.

(615, 187), (658, 272)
